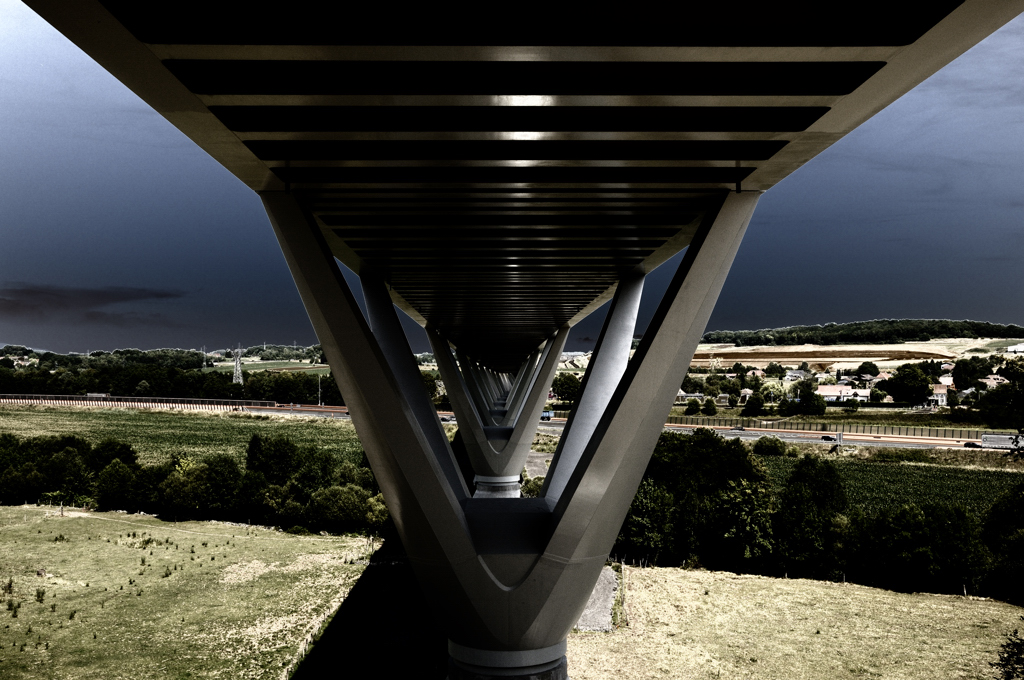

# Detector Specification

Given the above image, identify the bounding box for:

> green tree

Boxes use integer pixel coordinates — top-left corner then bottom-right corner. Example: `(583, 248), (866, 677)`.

(983, 482), (1024, 605)
(616, 429), (773, 570)
(551, 372), (581, 405)
(95, 459), (137, 511)
(680, 374), (702, 394)
(616, 478), (675, 562)
(741, 392), (764, 417)
(879, 365), (933, 405)
(760, 382), (784, 403)
(684, 398), (701, 416)
(420, 371), (438, 401)
(855, 361), (880, 377)
(773, 456), (847, 578)
(701, 398), (718, 416)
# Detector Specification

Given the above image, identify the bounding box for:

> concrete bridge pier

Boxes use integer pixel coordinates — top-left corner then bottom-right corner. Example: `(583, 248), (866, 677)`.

(263, 190), (760, 678)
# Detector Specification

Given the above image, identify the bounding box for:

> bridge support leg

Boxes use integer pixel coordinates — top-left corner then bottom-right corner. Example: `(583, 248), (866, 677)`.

(262, 190), (759, 679)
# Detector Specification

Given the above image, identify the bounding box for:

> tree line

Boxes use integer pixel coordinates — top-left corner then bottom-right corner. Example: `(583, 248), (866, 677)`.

(0, 432), (385, 535)
(702, 319), (1024, 347)
(611, 429), (1023, 606)
(0, 364), (343, 406)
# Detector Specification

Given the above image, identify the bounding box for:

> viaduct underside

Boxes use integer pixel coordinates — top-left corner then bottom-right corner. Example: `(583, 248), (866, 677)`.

(23, 2), (1024, 677)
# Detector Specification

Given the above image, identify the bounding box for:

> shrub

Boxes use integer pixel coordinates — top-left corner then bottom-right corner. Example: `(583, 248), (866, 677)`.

(364, 493), (390, 534)
(307, 484), (371, 534)
(701, 398), (718, 417)
(521, 475), (544, 499)
(752, 436), (787, 458)
(992, 617), (1024, 680)
(684, 398), (701, 416)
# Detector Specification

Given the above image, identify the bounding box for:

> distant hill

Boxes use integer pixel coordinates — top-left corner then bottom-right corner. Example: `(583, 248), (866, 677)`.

(702, 319), (1024, 347)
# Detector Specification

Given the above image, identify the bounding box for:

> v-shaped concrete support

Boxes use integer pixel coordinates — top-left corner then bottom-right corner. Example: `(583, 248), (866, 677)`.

(263, 189), (760, 678)
(431, 327), (567, 496)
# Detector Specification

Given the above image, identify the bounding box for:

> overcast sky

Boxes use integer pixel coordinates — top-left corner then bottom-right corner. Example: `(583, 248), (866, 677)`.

(1, 1), (1022, 354)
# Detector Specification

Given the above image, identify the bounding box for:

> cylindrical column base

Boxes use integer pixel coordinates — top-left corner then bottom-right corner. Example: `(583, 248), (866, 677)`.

(448, 656), (567, 680)
(472, 475), (521, 499)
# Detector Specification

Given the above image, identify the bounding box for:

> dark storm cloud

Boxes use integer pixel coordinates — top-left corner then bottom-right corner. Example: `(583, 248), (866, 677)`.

(0, 283), (184, 327)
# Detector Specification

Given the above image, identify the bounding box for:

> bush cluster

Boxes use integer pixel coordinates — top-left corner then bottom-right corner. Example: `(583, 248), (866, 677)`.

(614, 429), (1024, 604)
(0, 432), (387, 535)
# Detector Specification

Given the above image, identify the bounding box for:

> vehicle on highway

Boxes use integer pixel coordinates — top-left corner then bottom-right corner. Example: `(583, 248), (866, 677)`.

(730, 426), (745, 431)
(540, 410), (554, 421)
(964, 441), (982, 448)
(981, 433), (1019, 450)
(821, 435), (837, 442)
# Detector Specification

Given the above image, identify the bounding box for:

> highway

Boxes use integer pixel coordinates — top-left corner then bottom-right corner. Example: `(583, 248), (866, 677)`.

(537, 420), (981, 451)
(0, 396), (987, 450)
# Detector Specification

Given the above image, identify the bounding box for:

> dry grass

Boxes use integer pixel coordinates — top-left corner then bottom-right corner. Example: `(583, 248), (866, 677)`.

(0, 505), (368, 679)
(568, 567), (1021, 679)
(0, 404), (364, 466)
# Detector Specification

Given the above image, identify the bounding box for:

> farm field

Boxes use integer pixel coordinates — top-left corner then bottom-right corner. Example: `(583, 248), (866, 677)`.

(757, 455), (1023, 516)
(0, 405), (364, 466)
(567, 566), (1022, 679)
(689, 336), (1023, 370)
(0, 505), (369, 680)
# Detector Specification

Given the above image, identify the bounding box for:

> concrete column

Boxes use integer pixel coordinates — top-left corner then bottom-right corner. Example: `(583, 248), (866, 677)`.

(543, 272), (645, 502)
(457, 353), (496, 423)
(499, 349), (541, 425)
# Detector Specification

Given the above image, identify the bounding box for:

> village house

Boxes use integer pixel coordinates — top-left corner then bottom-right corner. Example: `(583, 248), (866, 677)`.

(816, 385), (870, 402)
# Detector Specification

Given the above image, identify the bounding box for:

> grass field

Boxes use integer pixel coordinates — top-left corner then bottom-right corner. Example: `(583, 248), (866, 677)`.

(0, 505), (369, 679)
(567, 566), (1021, 679)
(0, 405), (364, 467)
